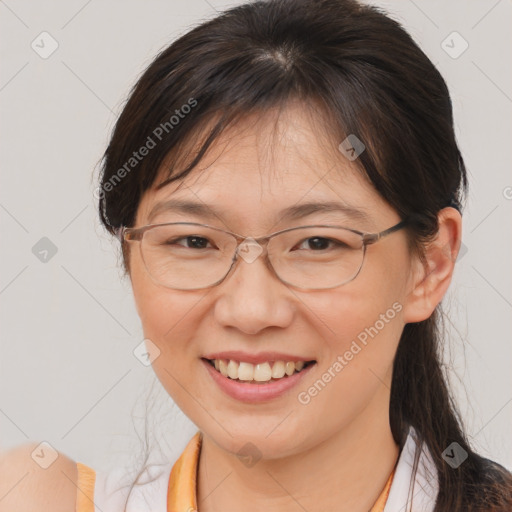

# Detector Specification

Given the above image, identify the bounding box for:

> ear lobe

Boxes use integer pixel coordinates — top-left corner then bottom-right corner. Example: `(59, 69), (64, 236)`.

(402, 207), (463, 323)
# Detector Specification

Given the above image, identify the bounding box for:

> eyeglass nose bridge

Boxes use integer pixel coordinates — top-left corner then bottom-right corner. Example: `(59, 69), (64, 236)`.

(217, 234), (283, 286)
(234, 236), (266, 264)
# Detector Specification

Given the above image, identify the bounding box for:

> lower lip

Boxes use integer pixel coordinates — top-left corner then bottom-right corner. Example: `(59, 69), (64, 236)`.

(201, 358), (315, 403)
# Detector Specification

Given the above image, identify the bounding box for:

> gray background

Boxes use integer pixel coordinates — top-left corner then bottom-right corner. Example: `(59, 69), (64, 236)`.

(1, 0), (511, 473)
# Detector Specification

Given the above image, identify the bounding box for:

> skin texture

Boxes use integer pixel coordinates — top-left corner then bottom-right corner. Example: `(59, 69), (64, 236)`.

(127, 102), (462, 512)
(0, 442), (77, 512)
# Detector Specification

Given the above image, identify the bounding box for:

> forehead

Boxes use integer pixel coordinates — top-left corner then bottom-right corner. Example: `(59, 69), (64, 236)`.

(135, 102), (392, 230)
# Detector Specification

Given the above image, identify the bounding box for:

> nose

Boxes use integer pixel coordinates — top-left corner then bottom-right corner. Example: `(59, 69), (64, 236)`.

(212, 246), (295, 335)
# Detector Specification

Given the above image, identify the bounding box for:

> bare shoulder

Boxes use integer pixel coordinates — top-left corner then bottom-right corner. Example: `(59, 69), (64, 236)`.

(0, 442), (77, 512)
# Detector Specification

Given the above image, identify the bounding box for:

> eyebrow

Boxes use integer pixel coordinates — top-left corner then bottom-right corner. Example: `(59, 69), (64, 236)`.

(147, 199), (371, 225)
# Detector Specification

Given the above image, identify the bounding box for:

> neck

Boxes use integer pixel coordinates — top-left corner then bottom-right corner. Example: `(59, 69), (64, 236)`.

(196, 386), (399, 512)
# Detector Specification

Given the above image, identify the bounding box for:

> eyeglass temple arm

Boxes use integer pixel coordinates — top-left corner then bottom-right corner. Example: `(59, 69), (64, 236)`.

(115, 226), (126, 242)
(362, 218), (410, 245)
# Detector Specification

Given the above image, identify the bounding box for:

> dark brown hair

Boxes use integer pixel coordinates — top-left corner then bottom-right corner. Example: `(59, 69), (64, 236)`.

(97, 0), (512, 509)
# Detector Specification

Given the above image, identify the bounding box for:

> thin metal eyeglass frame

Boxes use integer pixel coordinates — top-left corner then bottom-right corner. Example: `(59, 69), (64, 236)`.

(116, 219), (410, 291)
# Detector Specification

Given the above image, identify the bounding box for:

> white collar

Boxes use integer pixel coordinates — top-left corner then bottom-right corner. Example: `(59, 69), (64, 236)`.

(94, 426), (439, 512)
(384, 426), (439, 511)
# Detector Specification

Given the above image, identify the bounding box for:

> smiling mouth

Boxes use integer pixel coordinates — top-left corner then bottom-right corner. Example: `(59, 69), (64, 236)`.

(203, 358), (316, 384)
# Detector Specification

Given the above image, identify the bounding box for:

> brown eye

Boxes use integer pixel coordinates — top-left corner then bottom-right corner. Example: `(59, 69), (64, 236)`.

(295, 237), (348, 251)
(166, 236), (213, 249)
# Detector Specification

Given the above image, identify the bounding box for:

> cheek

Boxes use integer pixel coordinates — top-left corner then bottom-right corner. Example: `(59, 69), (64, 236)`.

(128, 249), (225, 420)
(302, 284), (404, 372)
(129, 251), (202, 364)
(293, 291), (403, 436)
(131, 271), (211, 415)
(303, 242), (408, 351)
(294, 250), (408, 411)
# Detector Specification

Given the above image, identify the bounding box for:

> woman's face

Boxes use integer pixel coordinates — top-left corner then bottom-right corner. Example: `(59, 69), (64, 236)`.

(129, 103), (417, 458)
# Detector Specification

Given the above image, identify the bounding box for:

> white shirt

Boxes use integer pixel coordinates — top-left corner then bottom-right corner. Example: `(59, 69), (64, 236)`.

(93, 425), (438, 511)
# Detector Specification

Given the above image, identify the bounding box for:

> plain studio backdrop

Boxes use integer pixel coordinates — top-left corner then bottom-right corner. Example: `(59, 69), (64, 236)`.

(0, 0), (511, 475)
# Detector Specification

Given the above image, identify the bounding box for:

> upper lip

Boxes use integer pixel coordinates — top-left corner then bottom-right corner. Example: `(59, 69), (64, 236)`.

(202, 351), (315, 365)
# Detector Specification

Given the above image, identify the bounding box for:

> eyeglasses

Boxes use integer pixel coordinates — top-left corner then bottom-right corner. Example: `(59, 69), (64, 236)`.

(117, 219), (409, 291)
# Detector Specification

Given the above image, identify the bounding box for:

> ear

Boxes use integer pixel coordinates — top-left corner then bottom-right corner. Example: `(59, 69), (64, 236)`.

(402, 207), (463, 323)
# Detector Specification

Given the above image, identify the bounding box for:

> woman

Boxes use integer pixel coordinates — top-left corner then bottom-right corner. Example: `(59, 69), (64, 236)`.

(1, 0), (510, 510)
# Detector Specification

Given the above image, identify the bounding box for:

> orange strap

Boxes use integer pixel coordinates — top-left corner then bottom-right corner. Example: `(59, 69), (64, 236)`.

(167, 431), (396, 512)
(76, 462), (96, 512)
(167, 432), (201, 512)
(370, 466), (396, 512)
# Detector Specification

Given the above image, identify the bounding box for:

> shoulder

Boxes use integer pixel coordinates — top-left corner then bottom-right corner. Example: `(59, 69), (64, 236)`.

(0, 441), (77, 512)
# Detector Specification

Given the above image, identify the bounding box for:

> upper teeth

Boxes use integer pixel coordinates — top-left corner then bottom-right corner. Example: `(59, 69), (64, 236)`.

(211, 359), (306, 382)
